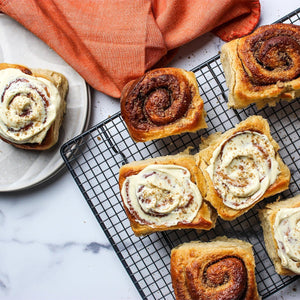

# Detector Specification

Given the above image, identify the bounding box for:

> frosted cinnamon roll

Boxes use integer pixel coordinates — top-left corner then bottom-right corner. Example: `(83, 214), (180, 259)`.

(206, 130), (279, 210)
(119, 154), (217, 236)
(196, 115), (290, 220)
(221, 23), (300, 108)
(120, 67), (207, 142)
(170, 237), (260, 300)
(0, 63), (68, 150)
(259, 194), (300, 275)
(274, 207), (300, 273)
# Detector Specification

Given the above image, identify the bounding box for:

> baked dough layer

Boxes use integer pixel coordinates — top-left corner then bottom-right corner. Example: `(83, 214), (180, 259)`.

(221, 23), (300, 109)
(0, 63), (68, 150)
(170, 237), (261, 300)
(196, 115), (290, 220)
(120, 67), (207, 142)
(119, 153), (217, 236)
(259, 194), (300, 275)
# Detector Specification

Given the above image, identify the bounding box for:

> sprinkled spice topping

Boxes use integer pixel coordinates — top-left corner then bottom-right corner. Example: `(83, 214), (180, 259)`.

(121, 164), (202, 226)
(206, 130), (280, 209)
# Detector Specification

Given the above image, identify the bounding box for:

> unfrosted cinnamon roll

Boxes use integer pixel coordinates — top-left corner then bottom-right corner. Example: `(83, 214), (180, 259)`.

(0, 63), (68, 150)
(221, 23), (300, 109)
(170, 237), (260, 300)
(119, 153), (217, 236)
(120, 67), (207, 142)
(196, 115), (290, 220)
(259, 194), (300, 276)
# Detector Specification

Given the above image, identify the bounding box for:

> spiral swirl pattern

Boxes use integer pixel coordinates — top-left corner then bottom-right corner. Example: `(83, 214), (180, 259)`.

(186, 256), (247, 300)
(238, 24), (300, 85)
(123, 69), (193, 129)
(0, 68), (61, 144)
(121, 164), (202, 226)
(207, 130), (279, 209)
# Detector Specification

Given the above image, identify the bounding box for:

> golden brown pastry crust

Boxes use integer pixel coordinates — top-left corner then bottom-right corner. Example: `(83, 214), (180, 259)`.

(120, 67), (207, 142)
(119, 153), (217, 236)
(220, 23), (300, 109)
(170, 237), (261, 300)
(195, 115), (290, 220)
(259, 194), (300, 276)
(0, 63), (68, 150)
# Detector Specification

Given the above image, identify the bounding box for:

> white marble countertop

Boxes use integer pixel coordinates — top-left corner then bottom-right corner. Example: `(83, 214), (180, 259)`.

(1, 0), (300, 299)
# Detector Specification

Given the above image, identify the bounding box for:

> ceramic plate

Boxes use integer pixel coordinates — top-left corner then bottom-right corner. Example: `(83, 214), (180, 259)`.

(0, 14), (91, 191)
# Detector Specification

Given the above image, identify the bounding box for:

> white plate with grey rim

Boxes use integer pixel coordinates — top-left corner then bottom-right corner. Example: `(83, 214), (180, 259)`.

(0, 13), (91, 191)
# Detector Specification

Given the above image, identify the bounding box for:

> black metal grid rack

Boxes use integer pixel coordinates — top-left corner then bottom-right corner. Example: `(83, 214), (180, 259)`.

(61, 8), (300, 300)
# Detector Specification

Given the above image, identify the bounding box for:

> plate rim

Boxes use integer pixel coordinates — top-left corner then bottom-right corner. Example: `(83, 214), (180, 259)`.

(0, 13), (92, 192)
(0, 83), (91, 192)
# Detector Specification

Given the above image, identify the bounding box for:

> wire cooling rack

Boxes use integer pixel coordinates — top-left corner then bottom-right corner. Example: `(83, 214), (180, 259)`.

(61, 8), (300, 300)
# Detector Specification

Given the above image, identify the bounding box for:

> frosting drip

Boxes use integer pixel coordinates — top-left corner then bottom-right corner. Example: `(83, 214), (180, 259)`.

(0, 68), (62, 144)
(121, 164), (202, 226)
(274, 207), (300, 274)
(238, 24), (300, 85)
(207, 130), (280, 209)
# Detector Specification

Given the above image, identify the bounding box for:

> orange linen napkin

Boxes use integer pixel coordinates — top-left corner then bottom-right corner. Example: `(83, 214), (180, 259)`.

(0, 0), (260, 98)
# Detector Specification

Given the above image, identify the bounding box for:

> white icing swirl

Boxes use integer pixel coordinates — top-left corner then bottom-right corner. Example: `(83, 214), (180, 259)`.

(274, 207), (300, 274)
(0, 68), (62, 144)
(121, 164), (202, 227)
(206, 131), (280, 209)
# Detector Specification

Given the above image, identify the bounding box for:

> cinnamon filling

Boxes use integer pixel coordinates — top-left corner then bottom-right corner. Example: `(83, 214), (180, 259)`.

(186, 256), (248, 300)
(238, 24), (300, 85)
(124, 71), (192, 129)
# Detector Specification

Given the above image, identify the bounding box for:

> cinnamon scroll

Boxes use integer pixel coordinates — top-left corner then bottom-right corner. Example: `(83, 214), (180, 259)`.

(221, 23), (300, 108)
(196, 115), (290, 220)
(120, 67), (207, 142)
(119, 153), (217, 236)
(120, 116), (290, 230)
(259, 194), (300, 275)
(0, 63), (68, 150)
(170, 237), (260, 300)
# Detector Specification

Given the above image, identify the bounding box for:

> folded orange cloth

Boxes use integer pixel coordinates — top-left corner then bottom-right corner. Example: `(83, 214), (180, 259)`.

(1, 0), (260, 98)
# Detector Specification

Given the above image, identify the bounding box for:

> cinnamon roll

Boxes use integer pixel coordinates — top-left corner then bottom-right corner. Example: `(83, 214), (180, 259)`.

(120, 67), (207, 142)
(119, 153), (217, 236)
(220, 23), (300, 109)
(0, 63), (68, 150)
(196, 115), (290, 220)
(259, 194), (300, 275)
(170, 237), (260, 300)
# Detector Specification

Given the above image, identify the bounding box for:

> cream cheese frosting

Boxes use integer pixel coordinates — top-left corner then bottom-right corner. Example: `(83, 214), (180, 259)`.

(0, 68), (62, 144)
(121, 164), (202, 227)
(274, 207), (300, 274)
(206, 130), (280, 209)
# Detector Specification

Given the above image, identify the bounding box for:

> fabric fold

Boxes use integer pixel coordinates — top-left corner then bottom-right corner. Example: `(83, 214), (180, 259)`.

(0, 0), (260, 98)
